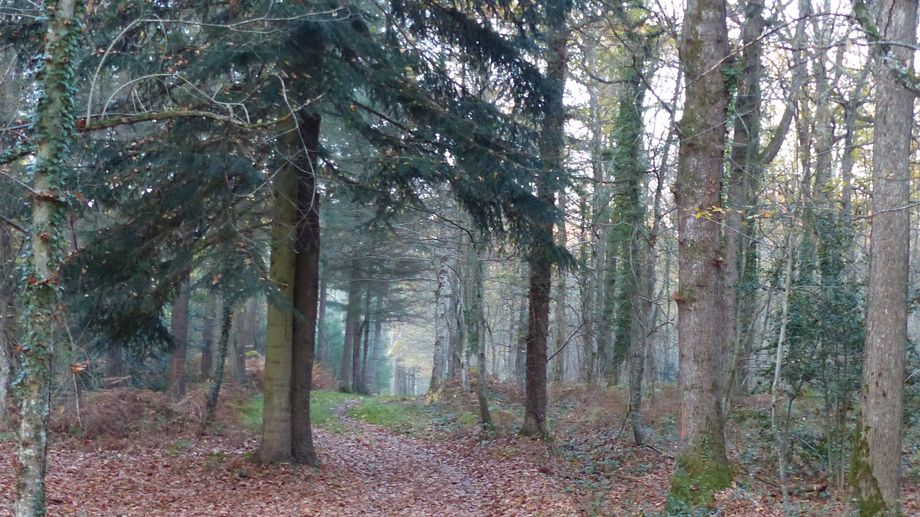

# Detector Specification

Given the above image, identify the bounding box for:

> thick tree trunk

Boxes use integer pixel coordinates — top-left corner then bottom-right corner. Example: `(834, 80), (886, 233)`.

(15, 0), (82, 513)
(259, 133), (298, 463)
(521, 3), (569, 439)
(203, 305), (233, 430)
(667, 0), (733, 510)
(852, 0), (917, 512)
(291, 112), (321, 466)
(169, 274), (191, 399)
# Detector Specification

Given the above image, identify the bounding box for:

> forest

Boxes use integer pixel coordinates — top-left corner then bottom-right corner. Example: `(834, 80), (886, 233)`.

(0, 0), (919, 515)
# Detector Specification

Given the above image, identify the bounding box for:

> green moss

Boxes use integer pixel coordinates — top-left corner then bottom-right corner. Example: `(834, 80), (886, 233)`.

(458, 411), (478, 427)
(849, 426), (888, 516)
(666, 440), (732, 515)
(167, 438), (193, 456)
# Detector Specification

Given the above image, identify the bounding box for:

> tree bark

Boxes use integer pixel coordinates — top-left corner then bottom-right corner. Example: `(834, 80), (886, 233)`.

(552, 191), (567, 384)
(339, 262), (361, 392)
(291, 112), (321, 466)
(0, 221), (14, 422)
(259, 131), (298, 463)
(316, 279), (328, 365)
(203, 305), (233, 431)
(521, 1), (569, 439)
(464, 239), (492, 428)
(667, 0), (733, 509)
(169, 274), (191, 399)
(429, 250), (450, 394)
(366, 290), (385, 394)
(15, 0), (82, 513)
(722, 0), (765, 403)
(852, 0), (917, 512)
(199, 302), (214, 380)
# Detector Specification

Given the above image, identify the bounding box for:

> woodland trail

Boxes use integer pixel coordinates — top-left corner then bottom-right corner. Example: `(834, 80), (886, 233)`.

(0, 399), (582, 516)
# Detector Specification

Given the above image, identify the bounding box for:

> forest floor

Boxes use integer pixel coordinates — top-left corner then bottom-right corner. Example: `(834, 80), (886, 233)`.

(1, 378), (920, 516)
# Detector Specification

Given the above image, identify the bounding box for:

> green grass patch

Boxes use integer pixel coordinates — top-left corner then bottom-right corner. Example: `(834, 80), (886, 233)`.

(239, 394), (264, 432)
(237, 390), (359, 433)
(349, 397), (424, 433)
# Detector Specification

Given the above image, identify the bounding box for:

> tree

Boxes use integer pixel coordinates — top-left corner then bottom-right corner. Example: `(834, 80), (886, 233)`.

(169, 274), (191, 398)
(851, 0), (917, 512)
(0, 220), (15, 421)
(14, 0), (84, 513)
(666, 0), (733, 510)
(521, 0), (571, 439)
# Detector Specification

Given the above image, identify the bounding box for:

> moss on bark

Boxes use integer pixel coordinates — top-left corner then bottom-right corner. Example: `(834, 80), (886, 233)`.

(666, 439), (732, 514)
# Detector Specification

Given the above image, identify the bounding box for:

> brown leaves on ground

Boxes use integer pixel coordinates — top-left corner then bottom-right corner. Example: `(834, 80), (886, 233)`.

(0, 393), (580, 516)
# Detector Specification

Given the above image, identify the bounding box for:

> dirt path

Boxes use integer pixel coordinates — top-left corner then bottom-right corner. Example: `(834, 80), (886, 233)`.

(0, 401), (582, 516)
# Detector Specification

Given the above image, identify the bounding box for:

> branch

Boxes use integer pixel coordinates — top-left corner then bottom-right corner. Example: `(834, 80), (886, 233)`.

(80, 108), (296, 132)
(0, 145), (32, 166)
(0, 215), (27, 235)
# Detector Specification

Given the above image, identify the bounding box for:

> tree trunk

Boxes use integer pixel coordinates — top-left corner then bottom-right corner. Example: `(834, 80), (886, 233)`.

(667, 0), (733, 510)
(291, 112), (321, 466)
(629, 126), (664, 446)
(339, 262), (361, 392)
(723, 0), (765, 403)
(105, 346), (123, 380)
(552, 191), (567, 384)
(203, 305), (233, 430)
(199, 302), (214, 381)
(14, 0), (82, 513)
(521, 2), (569, 439)
(852, 0), (917, 511)
(259, 131), (299, 463)
(366, 291), (385, 394)
(582, 33), (603, 386)
(446, 256), (463, 379)
(316, 279), (328, 365)
(356, 286), (372, 395)
(429, 251), (450, 395)
(169, 274), (191, 399)
(464, 239), (492, 428)
(0, 221), (14, 422)
(514, 276), (528, 387)
(609, 18), (651, 388)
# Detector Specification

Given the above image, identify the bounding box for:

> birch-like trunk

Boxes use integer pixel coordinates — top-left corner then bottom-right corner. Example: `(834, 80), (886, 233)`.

(15, 0), (82, 513)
